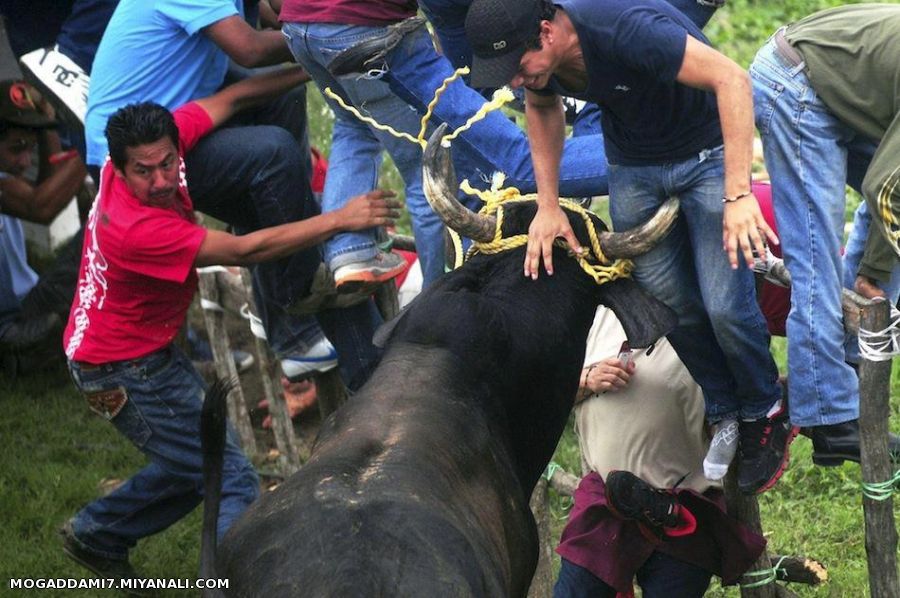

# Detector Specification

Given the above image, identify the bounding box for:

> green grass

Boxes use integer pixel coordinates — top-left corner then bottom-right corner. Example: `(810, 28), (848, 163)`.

(0, 371), (203, 596)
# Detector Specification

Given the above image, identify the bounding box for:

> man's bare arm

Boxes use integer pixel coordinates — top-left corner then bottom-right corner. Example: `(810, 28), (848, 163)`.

(677, 35), (777, 269)
(524, 89), (582, 278)
(203, 15), (293, 67)
(195, 190), (400, 267)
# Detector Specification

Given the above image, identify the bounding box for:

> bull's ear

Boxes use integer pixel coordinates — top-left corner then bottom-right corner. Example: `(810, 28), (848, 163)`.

(372, 301), (416, 348)
(597, 278), (677, 348)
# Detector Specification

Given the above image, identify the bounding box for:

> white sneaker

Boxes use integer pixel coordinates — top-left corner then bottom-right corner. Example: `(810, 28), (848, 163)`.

(280, 336), (338, 382)
(20, 45), (89, 125)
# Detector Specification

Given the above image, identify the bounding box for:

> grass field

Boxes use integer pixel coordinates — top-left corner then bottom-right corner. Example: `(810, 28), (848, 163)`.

(4, 0), (900, 595)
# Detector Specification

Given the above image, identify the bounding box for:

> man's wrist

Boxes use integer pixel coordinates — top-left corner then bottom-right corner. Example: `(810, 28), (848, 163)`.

(722, 190), (752, 203)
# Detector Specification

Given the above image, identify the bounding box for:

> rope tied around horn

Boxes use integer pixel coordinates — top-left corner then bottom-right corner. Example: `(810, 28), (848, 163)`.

(450, 175), (633, 283)
(325, 67), (633, 285)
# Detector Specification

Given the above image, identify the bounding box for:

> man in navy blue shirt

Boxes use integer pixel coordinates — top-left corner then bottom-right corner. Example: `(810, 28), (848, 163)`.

(467, 0), (792, 496)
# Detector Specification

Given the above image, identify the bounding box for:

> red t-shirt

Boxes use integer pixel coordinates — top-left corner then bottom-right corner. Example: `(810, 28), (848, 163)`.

(280, 0), (417, 27)
(63, 103), (213, 364)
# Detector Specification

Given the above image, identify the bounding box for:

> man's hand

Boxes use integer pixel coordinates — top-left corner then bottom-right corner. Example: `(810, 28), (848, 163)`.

(576, 356), (636, 403)
(338, 189), (401, 231)
(722, 193), (778, 269)
(524, 204), (583, 279)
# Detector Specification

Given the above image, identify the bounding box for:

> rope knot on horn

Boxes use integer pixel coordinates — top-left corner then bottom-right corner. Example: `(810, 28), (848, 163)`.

(450, 175), (633, 285)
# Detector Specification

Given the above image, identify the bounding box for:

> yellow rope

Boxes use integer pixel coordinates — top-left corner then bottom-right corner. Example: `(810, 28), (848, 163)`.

(324, 87), (423, 146)
(326, 74), (630, 286)
(418, 67), (469, 142)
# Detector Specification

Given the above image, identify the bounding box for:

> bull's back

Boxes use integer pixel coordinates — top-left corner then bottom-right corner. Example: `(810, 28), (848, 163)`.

(218, 348), (537, 597)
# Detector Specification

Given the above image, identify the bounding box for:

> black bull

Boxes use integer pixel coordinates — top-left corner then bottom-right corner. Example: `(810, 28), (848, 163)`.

(203, 126), (679, 597)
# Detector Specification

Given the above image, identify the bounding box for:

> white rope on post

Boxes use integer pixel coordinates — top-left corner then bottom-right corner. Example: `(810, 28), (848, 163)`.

(239, 303), (268, 340)
(858, 309), (900, 362)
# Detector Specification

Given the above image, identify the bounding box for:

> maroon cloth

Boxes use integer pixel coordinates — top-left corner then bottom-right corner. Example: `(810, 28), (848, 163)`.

(753, 181), (789, 337)
(556, 472), (767, 593)
(280, 0), (417, 26)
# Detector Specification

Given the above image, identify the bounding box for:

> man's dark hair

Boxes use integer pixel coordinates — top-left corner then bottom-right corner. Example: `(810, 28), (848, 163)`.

(524, 0), (558, 51)
(105, 102), (179, 171)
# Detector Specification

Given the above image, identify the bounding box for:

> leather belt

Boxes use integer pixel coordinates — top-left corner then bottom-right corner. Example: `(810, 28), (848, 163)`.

(773, 26), (804, 68)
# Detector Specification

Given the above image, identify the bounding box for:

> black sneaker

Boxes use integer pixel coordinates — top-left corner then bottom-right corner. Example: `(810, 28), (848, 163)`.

(604, 470), (696, 541)
(328, 16), (427, 76)
(737, 402), (799, 495)
(59, 521), (154, 597)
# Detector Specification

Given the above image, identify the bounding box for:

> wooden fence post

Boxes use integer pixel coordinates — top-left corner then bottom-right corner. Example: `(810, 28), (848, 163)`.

(198, 269), (258, 458)
(528, 478), (554, 598)
(858, 298), (899, 597)
(238, 269), (306, 474)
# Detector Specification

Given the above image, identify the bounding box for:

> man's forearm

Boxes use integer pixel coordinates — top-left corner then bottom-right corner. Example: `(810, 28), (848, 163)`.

(525, 92), (565, 208)
(715, 70), (754, 198)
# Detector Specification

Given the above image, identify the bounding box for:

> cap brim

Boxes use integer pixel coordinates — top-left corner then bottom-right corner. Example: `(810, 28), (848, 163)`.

(470, 48), (524, 89)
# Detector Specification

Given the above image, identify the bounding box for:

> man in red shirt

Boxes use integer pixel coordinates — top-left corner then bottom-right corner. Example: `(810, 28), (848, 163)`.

(59, 67), (399, 584)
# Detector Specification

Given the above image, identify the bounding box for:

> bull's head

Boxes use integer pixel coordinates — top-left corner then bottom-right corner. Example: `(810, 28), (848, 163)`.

(422, 123), (679, 259)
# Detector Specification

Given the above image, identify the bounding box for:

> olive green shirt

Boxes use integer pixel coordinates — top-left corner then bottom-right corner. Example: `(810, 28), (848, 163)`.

(786, 4), (900, 277)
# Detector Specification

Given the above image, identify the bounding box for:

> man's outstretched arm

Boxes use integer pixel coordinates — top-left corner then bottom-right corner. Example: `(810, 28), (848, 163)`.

(524, 88), (583, 279)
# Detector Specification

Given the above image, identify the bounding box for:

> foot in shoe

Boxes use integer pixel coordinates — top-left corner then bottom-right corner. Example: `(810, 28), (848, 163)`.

(280, 336), (338, 381)
(604, 470), (695, 540)
(703, 418), (738, 481)
(736, 399), (799, 495)
(333, 251), (407, 294)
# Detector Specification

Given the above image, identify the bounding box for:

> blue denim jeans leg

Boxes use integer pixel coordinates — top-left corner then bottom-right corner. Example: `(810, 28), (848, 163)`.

(67, 347), (259, 558)
(553, 553), (711, 598)
(282, 21), (447, 285)
(841, 201), (900, 364)
(751, 39), (863, 427)
(183, 92), (323, 358)
(609, 146), (781, 423)
(379, 25), (609, 199)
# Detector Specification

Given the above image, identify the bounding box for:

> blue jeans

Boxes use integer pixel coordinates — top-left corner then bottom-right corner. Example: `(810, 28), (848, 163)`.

(554, 555), (711, 598)
(751, 39), (870, 426)
(67, 346), (259, 558)
(609, 147), (781, 423)
(282, 22), (446, 285)
(377, 25), (608, 199)
(842, 202), (900, 364)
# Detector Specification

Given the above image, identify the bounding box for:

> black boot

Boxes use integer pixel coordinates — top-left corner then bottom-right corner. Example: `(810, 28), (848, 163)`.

(810, 419), (900, 466)
(328, 16), (427, 76)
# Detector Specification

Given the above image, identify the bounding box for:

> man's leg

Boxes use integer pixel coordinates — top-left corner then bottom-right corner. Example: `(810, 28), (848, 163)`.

(636, 551), (712, 598)
(67, 347), (258, 557)
(380, 28), (608, 199)
(752, 39), (859, 428)
(283, 22), (441, 284)
(673, 146), (782, 420)
(184, 125), (333, 368)
(608, 164), (740, 425)
(553, 558), (618, 598)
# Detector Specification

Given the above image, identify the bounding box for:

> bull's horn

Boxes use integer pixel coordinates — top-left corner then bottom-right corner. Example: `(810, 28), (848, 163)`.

(598, 198), (680, 259)
(423, 123), (497, 243)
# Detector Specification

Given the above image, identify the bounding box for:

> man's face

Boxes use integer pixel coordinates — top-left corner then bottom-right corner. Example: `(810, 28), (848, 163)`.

(116, 138), (179, 207)
(0, 129), (37, 176)
(510, 47), (556, 90)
